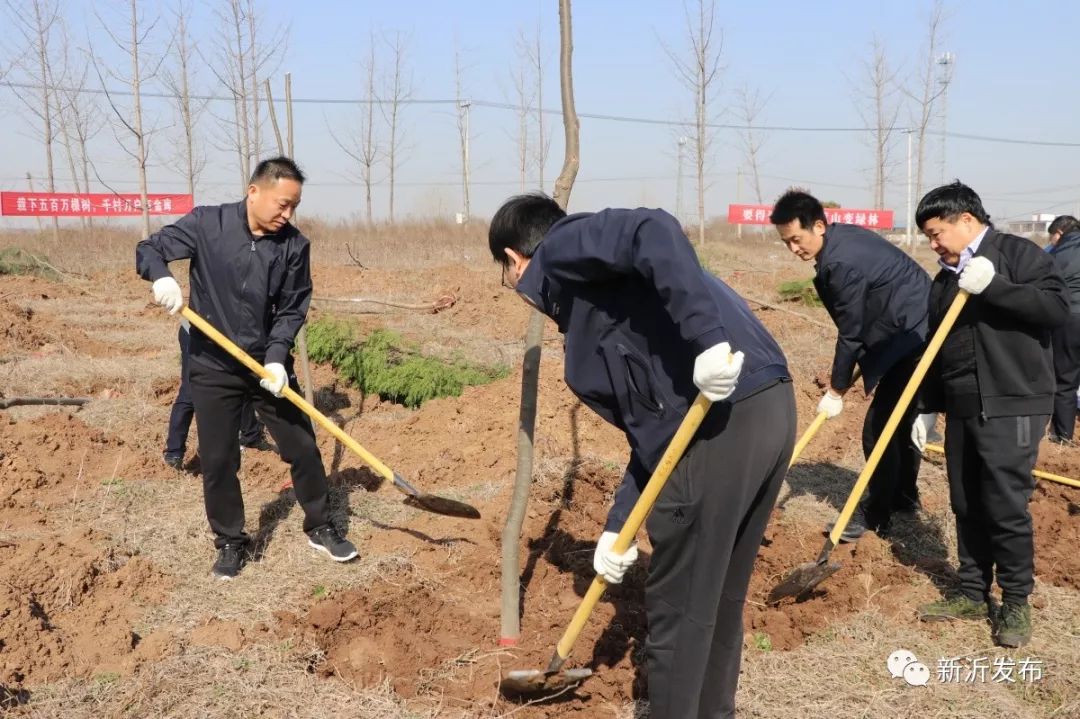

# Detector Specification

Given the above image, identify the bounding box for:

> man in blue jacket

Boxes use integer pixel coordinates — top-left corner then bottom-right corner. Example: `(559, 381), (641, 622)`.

(1045, 215), (1080, 441)
(136, 157), (357, 579)
(489, 194), (795, 719)
(771, 190), (930, 541)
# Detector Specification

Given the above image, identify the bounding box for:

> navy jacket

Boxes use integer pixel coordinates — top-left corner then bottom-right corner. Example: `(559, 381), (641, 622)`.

(516, 208), (790, 532)
(1048, 231), (1080, 314)
(136, 200), (313, 371)
(814, 223), (930, 392)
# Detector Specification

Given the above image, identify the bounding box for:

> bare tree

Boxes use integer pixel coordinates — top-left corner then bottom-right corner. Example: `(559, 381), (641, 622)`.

(903, 0), (947, 204)
(329, 37), (380, 223)
(453, 41), (471, 220)
(664, 0), (723, 246)
(161, 2), (206, 199)
(91, 0), (161, 237)
(511, 36), (533, 193)
(206, 0), (286, 191)
(501, 0), (581, 648)
(359, 39), (379, 223)
(381, 31), (412, 222)
(524, 20), (550, 190)
(734, 84), (769, 205)
(5, 0), (61, 240)
(853, 37), (901, 209)
(58, 55), (102, 224)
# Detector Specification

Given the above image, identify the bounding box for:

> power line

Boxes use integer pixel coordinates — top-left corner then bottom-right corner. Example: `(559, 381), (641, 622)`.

(7, 80), (1080, 146)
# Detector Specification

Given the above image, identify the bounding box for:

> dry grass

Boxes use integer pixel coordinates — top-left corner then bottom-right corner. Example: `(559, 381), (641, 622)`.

(4, 223), (1079, 719)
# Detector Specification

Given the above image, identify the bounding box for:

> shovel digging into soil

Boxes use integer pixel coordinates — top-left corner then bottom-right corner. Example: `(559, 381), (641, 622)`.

(787, 369), (862, 469)
(182, 307), (481, 520)
(768, 291), (969, 604)
(500, 393), (713, 697)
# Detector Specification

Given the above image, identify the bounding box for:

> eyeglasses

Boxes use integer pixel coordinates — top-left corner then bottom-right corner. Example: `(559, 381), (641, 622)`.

(500, 263), (514, 289)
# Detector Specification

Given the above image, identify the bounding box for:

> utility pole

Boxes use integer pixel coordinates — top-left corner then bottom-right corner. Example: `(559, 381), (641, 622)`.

(676, 135), (687, 223)
(736, 168), (743, 240)
(937, 51), (955, 183)
(460, 99), (471, 219)
(906, 128), (914, 253)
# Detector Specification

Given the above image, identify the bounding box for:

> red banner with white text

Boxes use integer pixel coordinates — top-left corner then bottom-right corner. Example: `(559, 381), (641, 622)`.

(727, 203), (895, 229)
(1, 192), (193, 217)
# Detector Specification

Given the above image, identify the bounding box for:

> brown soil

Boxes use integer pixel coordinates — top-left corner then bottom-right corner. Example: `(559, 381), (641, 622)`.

(2, 263), (1078, 717)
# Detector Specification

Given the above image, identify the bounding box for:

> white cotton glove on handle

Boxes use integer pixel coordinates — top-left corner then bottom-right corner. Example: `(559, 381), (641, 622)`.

(260, 362), (288, 398)
(817, 390), (844, 418)
(693, 342), (745, 402)
(151, 277), (183, 315)
(958, 256), (995, 295)
(911, 413), (938, 452)
(593, 531), (638, 585)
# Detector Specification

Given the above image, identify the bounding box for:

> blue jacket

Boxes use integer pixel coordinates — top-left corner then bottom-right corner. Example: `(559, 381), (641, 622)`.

(813, 223), (930, 392)
(1048, 231), (1080, 314)
(516, 208), (790, 531)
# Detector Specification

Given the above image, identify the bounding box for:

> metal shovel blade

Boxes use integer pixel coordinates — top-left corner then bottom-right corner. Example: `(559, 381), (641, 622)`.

(402, 494), (481, 519)
(767, 559), (843, 604)
(499, 667), (593, 697)
(393, 474), (481, 519)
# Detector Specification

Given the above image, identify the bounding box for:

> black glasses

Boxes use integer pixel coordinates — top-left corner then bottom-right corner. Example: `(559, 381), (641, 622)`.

(500, 263), (514, 289)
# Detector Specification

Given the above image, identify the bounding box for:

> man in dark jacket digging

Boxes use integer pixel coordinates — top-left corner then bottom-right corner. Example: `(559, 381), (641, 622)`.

(136, 156), (357, 580)
(489, 193), (795, 719)
(914, 181), (1067, 648)
(770, 190), (930, 541)
(1045, 214), (1080, 442)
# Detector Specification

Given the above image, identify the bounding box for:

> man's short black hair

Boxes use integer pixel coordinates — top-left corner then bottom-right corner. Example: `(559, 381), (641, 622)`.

(769, 189), (827, 229)
(915, 181), (991, 229)
(1048, 215), (1080, 236)
(250, 156), (306, 186)
(488, 193), (567, 266)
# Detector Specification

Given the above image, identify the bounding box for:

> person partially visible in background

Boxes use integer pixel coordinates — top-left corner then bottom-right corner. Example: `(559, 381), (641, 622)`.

(1045, 214), (1080, 442)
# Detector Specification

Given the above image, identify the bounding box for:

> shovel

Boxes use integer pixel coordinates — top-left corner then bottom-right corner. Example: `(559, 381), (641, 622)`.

(788, 369), (862, 468)
(499, 392), (713, 697)
(181, 307), (481, 520)
(768, 290), (969, 604)
(923, 443), (1080, 489)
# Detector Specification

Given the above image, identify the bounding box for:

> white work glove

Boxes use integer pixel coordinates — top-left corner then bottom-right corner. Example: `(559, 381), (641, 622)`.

(817, 390), (844, 418)
(958, 256), (995, 295)
(593, 531), (638, 585)
(911, 413), (938, 452)
(692, 342), (745, 402)
(151, 276), (183, 315)
(259, 362), (288, 397)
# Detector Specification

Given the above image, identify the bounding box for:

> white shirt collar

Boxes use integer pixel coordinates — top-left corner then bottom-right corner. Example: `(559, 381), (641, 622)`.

(939, 226), (990, 273)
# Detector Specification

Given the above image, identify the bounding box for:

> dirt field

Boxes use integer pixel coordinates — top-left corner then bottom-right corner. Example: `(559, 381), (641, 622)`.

(0, 227), (1077, 718)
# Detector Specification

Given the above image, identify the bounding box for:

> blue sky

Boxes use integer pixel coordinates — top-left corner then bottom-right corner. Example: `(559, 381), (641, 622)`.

(2, 0), (1078, 227)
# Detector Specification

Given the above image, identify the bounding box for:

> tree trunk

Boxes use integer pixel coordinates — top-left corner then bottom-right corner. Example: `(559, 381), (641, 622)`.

(501, 0), (580, 648)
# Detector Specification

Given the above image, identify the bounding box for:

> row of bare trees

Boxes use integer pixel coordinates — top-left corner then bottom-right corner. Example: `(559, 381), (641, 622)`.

(3, 0), (292, 235)
(853, 0), (950, 215)
(3, 0), (952, 234)
(669, 0), (952, 245)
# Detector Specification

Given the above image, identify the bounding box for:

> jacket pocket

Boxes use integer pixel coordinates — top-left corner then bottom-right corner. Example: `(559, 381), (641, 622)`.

(616, 343), (665, 416)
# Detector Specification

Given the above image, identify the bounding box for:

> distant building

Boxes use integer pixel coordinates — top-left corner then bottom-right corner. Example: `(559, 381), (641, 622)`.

(1005, 213), (1057, 237)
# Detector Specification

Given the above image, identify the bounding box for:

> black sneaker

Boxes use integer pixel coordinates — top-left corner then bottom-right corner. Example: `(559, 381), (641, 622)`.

(825, 505), (874, 543)
(308, 525), (358, 562)
(163, 453), (184, 471)
(240, 435), (274, 452)
(211, 543), (247, 580)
